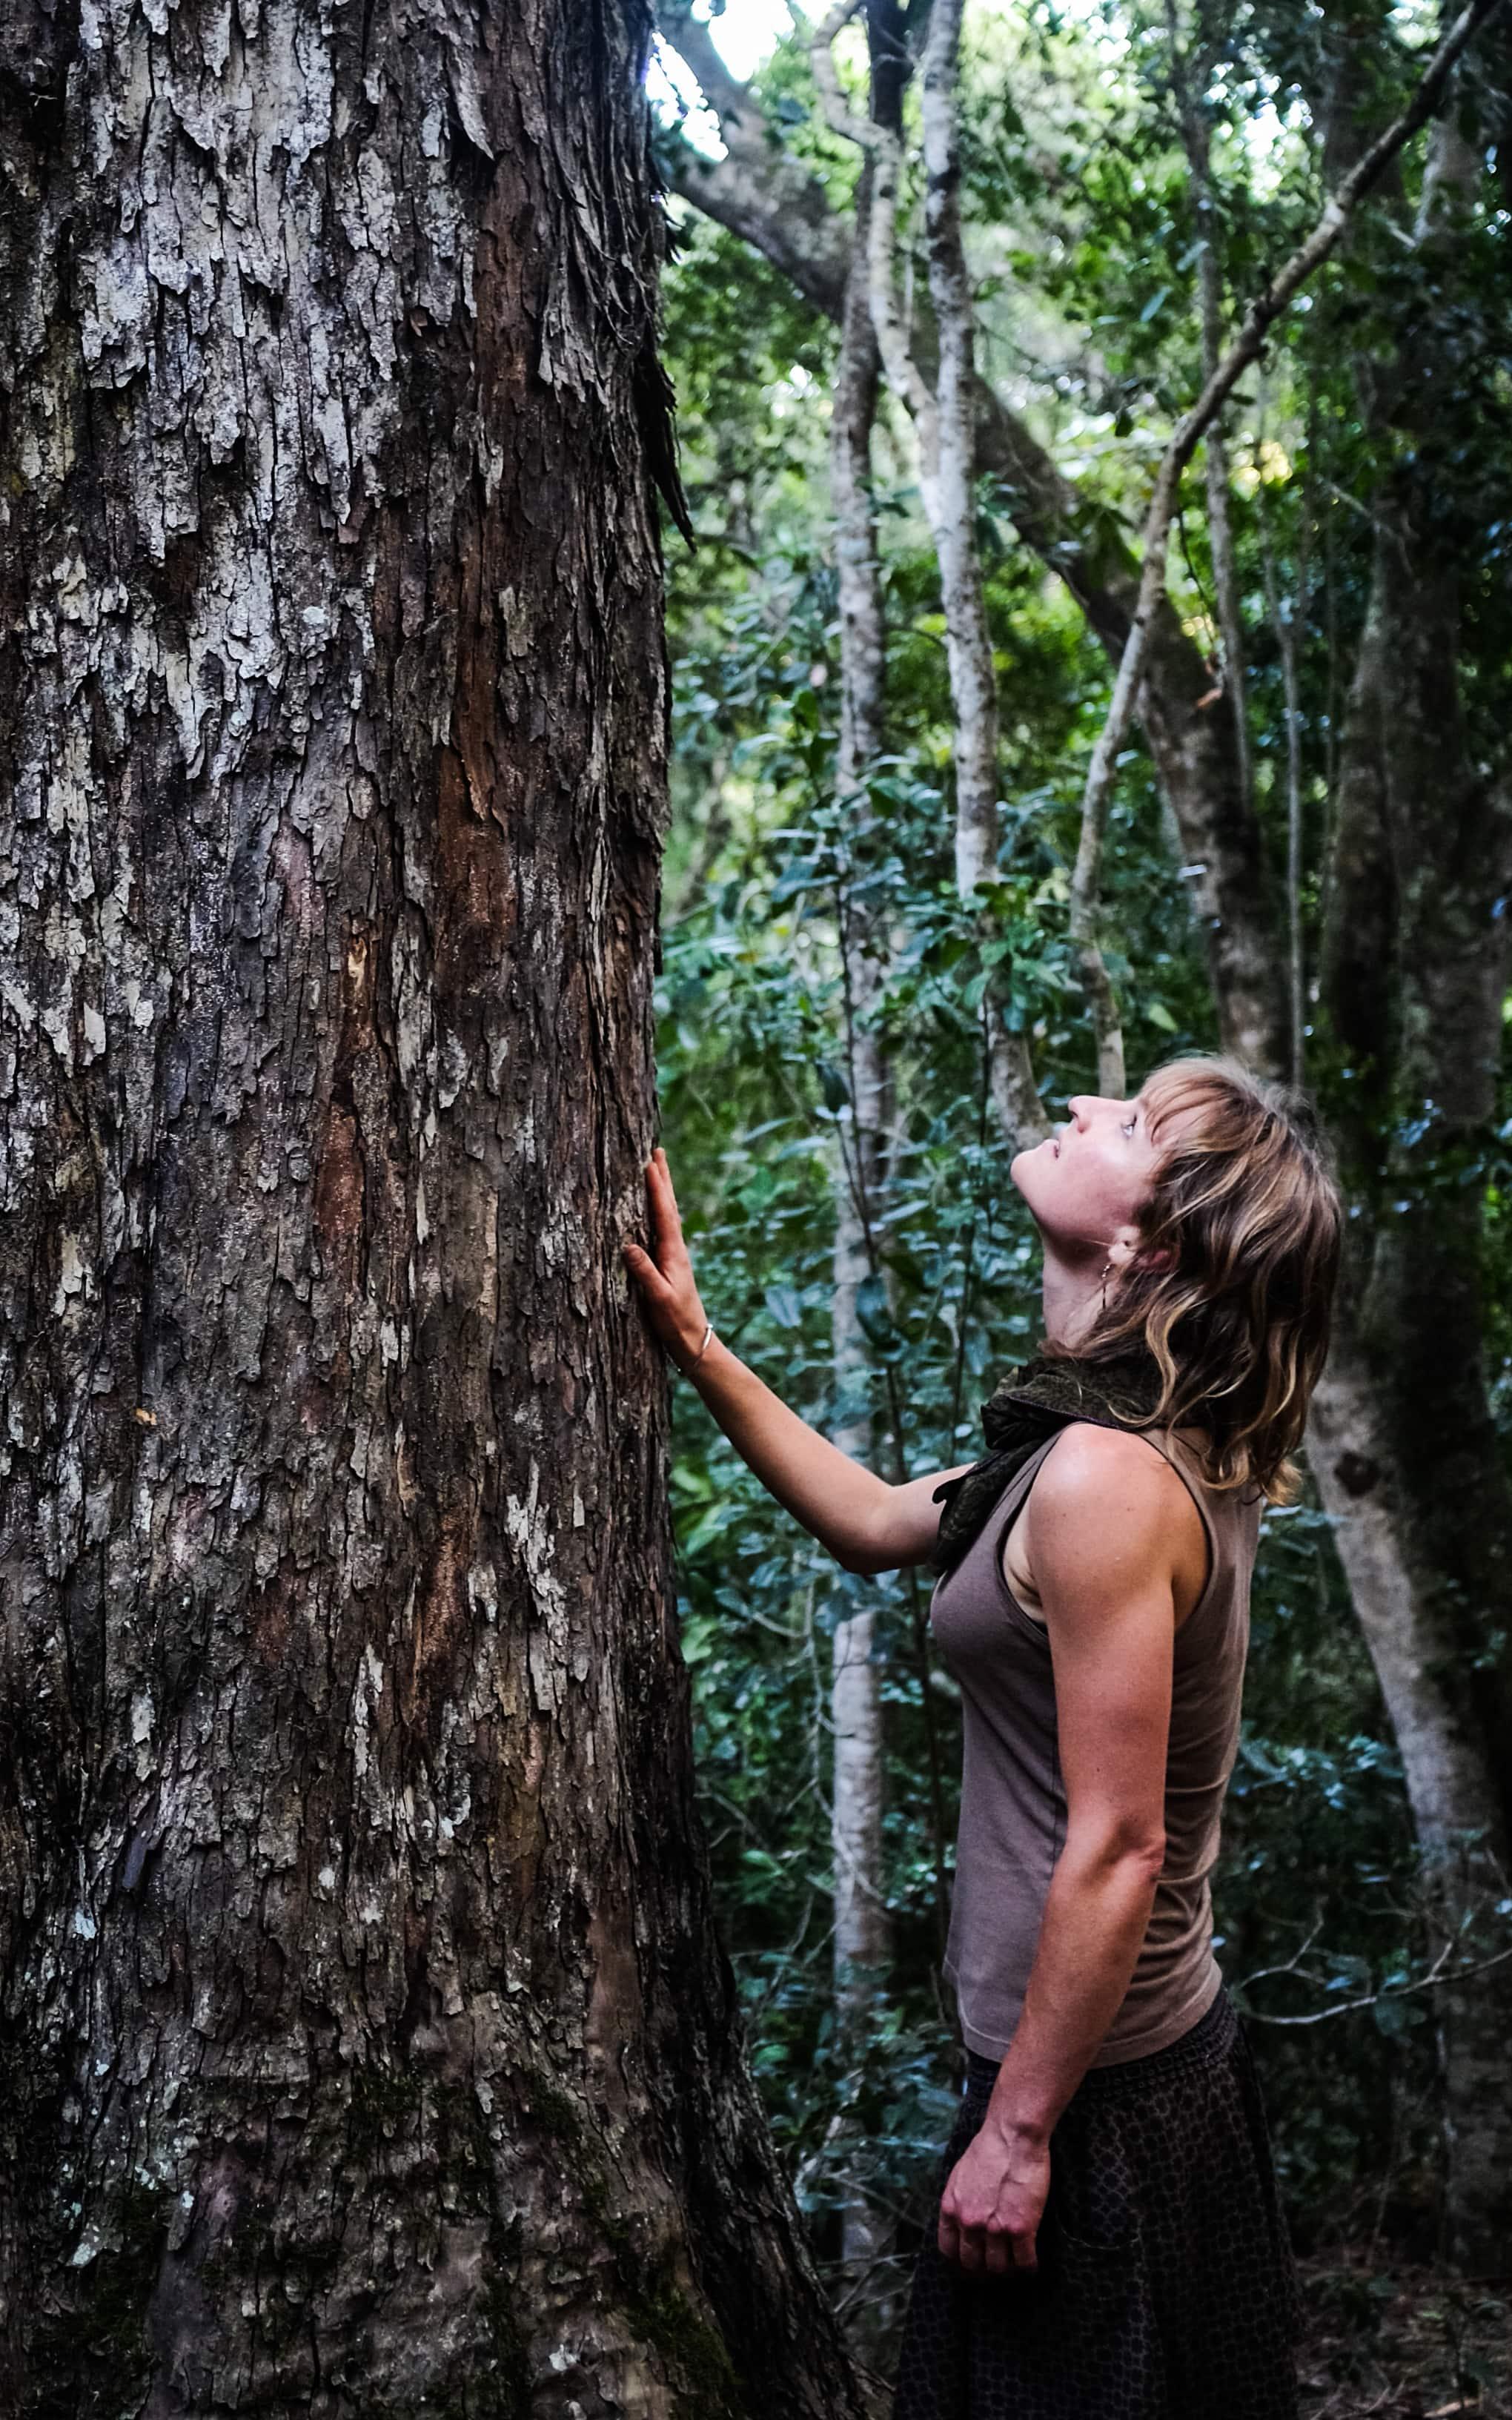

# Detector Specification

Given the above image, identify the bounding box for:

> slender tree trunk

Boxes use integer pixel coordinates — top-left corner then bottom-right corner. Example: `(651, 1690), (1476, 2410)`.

(813, 0), (1043, 1147)
(1165, 4), (1254, 824)
(1310, 1328), (1512, 2276)
(827, 126), (898, 2345)
(912, 0), (1042, 1146)
(829, 1043), (894, 2324)
(0, 2), (870, 2407)
(1256, 492), (1308, 1086)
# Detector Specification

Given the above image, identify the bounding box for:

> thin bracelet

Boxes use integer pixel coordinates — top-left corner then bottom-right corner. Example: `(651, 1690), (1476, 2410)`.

(686, 1320), (715, 1370)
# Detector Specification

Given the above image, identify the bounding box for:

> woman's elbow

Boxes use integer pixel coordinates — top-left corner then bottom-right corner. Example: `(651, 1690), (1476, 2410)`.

(833, 1503), (895, 1576)
(835, 1542), (893, 1576)
(1124, 1832), (1167, 1884)
(1066, 1820), (1167, 1883)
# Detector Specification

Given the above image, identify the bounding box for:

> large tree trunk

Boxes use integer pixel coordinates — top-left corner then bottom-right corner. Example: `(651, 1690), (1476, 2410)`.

(0, 2), (869, 2408)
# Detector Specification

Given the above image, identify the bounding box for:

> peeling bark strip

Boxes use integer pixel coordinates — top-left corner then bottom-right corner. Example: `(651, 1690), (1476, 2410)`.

(0, 4), (865, 2410)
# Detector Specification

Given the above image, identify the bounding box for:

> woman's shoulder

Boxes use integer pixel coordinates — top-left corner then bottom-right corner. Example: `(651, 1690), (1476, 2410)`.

(1019, 1421), (1209, 1610)
(1040, 1416), (1190, 1484)
(1033, 1419), (1198, 1524)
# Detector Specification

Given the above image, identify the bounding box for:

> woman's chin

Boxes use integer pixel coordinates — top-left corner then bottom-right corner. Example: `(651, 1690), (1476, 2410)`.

(1009, 1145), (1050, 1203)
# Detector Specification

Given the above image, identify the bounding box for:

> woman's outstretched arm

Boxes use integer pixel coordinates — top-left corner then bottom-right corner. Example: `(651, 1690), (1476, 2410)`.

(623, 1148), (969, 1574)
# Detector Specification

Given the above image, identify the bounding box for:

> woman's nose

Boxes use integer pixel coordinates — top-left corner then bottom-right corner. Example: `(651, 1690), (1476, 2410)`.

(1067, 1096), (1093, 1128)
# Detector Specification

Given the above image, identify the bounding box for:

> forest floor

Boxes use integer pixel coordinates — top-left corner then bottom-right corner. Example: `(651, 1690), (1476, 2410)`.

(1298, 2255), (1511, 2418)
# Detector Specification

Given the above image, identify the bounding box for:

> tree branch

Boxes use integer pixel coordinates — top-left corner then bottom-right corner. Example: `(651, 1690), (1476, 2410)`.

(809, 0), (874, 151)
(1239, 1932), (1512, 2028)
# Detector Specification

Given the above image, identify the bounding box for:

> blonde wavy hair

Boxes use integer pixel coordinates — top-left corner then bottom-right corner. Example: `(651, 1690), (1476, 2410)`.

(1070, 1054), (1343, 1501)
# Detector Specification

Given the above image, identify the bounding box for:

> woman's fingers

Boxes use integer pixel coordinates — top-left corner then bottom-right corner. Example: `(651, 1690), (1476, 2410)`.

(626, 1157), (673, 1275)
(650, 1148), (687, 1243)
(621, 1237), (669, 1301)
(646, 1152), (695, 1289)
(937, 2195), (1038, 2275)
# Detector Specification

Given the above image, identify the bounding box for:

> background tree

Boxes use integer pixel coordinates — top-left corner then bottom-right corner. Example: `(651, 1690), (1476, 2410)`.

(0, 0), (872, 2408)
(823, 0), (903, 2343)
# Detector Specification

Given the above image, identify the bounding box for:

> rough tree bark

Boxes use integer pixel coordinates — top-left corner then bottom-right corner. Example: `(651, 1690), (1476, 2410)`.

(0, 1), (872, 2408)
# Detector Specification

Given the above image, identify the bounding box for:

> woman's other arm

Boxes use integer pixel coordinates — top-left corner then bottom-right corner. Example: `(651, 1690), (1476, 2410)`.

(623, 1149), (969, 1573)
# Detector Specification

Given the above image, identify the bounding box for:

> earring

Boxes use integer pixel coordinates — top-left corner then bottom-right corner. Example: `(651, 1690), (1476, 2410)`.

(1099, 1257), (1113, 1313)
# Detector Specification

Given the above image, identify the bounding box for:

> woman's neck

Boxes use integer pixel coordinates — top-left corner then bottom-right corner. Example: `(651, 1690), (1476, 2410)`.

(1038, 1242), (1108, 1351)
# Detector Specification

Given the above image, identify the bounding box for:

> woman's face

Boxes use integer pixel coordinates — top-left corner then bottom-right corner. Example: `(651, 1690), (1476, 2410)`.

(1011, 1091), (1170, 1263)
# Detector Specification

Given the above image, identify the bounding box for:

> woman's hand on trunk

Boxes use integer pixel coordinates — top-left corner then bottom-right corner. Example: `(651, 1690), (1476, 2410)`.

(623, 1147), (712, 1374)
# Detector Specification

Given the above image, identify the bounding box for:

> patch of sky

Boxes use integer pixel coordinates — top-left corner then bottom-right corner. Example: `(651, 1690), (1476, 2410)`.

(649, 0), (795, 156)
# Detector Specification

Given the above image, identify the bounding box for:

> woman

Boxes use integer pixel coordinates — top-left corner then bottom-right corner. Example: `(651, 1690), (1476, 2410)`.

(624, 1053), (1342, 2420)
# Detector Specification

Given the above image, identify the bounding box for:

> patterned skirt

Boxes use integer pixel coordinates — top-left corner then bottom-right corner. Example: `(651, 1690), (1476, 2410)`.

(892, 1988), (1302, 2420)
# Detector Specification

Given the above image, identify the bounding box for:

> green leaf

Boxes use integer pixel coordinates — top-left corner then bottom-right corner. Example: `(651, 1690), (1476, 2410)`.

(763, 1283), (805, 1330)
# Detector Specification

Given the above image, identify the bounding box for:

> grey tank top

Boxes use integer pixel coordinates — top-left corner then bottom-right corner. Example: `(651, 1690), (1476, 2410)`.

(929, 1422), (1261, 2066)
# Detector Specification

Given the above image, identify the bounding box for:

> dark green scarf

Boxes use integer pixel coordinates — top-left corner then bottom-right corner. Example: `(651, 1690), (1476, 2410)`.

(929, 1349), (1170, 1580)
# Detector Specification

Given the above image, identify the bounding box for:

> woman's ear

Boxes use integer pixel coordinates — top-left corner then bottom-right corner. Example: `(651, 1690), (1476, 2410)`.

(1110, 1224), (1173, 1275)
